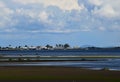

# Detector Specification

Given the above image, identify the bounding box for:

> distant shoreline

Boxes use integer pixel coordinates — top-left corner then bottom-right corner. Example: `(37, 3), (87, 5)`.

(0, 44), (120, 51)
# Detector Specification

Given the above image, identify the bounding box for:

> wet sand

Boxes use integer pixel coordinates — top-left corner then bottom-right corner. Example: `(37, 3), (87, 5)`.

(0, 66), (120, 82)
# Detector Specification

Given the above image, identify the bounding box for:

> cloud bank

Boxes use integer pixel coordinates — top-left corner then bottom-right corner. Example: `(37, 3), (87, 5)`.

(0, 0), (120, 33)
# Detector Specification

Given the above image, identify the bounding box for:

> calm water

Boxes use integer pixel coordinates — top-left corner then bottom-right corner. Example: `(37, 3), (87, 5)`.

(0, 49), (120, 56)
(0, 59), (120, 71)
(0, 50), (120, 71)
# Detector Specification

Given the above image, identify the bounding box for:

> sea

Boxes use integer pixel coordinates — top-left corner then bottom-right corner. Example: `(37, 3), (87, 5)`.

(0, 49), (120, 71)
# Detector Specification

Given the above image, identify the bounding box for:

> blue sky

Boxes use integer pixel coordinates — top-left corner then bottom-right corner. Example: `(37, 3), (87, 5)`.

(0, 0), (120, 47)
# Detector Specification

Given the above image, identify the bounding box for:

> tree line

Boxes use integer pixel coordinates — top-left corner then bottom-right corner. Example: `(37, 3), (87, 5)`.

(0, 43), (71, 50)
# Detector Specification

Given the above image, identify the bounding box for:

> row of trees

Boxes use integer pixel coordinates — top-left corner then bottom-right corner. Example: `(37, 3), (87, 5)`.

(0, 43), (70, 50)
(1, 44), (120, 50)
(45, 44), (70, 49)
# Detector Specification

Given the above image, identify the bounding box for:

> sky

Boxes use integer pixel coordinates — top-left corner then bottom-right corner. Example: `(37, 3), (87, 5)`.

(0, 0), (120, 47)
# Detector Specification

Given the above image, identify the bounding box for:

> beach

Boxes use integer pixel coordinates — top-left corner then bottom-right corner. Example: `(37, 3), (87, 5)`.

(0, 66), (120, 82)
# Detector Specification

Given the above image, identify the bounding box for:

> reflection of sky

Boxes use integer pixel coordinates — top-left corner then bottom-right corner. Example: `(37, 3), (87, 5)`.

(0, 60), (120, 71)
(0, 0), (120, 47)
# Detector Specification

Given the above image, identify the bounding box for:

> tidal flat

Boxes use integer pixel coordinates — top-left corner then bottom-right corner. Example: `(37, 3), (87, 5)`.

(0, 66), (120, 82)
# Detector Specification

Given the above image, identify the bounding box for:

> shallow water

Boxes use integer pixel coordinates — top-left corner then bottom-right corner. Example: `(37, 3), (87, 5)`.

(0, 59), (120, 71)
(0, 50), (120, 71)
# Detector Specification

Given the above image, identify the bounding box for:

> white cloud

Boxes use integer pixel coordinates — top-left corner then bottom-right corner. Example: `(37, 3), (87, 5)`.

(13, 0), (84, 11)
(0, 1), (13, 16)
(38, 11), (51, 24)
(89, 0), (103, 6)
(28, 29), (80, 33)
(98, 27), (106, 31)
(15, 8), (37, 20)
(93, 5), (118, 18)
(0, 1), (5, 7)
(89, 0), (120, 18)
(0, 1), (14, 28)
(15, 8), (51, 25)
(0, 0), (119, 34)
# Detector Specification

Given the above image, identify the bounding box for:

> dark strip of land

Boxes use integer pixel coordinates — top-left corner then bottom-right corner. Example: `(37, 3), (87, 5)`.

(1, 55), (120, 62)
(0, 66), (120, 82)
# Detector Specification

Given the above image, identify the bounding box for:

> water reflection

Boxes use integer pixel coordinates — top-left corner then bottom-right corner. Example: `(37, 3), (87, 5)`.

(0, 59), (120, 71)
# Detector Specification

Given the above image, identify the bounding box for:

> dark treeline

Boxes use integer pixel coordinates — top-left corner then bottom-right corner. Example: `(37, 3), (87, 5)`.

(0, 43), (70, 50)
(0, 44), (120, 50)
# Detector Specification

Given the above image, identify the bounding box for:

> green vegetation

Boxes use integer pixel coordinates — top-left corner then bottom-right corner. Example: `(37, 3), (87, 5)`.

(64, 43), (70, 49)
(0, 44), (120, 50)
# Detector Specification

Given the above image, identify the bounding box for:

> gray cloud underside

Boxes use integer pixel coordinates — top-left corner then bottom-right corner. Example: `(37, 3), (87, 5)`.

(0, 0), (120, 34)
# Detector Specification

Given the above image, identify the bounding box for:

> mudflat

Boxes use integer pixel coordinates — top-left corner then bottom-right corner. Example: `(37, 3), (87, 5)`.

(0, 66), (120, 82)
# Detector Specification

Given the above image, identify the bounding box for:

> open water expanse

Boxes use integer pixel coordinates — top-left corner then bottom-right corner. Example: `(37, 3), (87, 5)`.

(0, 49), (120, 56)
(0, 50), (120, 71)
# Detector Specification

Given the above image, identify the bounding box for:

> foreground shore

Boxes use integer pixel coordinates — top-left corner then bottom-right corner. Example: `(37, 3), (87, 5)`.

(0, 66), (120, 82)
